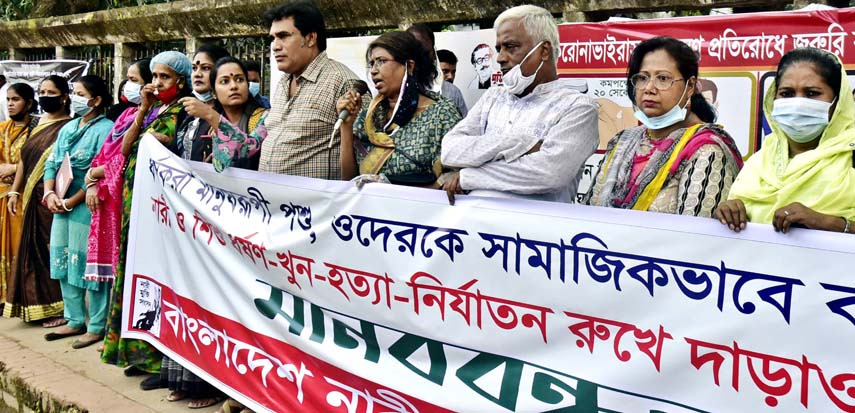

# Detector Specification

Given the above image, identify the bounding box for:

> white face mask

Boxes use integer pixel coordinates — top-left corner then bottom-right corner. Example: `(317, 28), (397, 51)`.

(633, 81), (691, 130)
(123, 81), (142, 105)
(502, 41), (545, 95)
(192, 89), (214, 103)
(70, 94), (94, 117)
(771, 97), (835, 143)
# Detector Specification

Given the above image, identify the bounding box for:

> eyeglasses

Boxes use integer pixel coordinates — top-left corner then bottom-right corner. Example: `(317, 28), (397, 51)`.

(473, 56), (491, 65)
(366, 58), (395, 70)
(630, 73), (685, 90)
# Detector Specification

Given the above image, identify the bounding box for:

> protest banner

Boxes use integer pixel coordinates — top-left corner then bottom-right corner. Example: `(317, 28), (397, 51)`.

(0, 59), (90, 118)
(320, 7), (855, 200)
(123, 135), (855, 413)
(0, 60), (89, 85)
(559, 7), (855, 197)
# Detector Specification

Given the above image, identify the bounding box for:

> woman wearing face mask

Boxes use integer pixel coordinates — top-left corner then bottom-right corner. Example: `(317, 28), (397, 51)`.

(584, 37), (743, 217)
(716, 48), (855, 234)
(106, 80), (132, 122)
(41, 75), (114, 349)
(82, 59), (152, 293)
(3, 76), (71, 325)
(100, 51), (190, 388)
(0, 83), (37, 310)
(335, 31), (461, 186)
(181, 57), (267, 171)
(176, 44), (229, 162)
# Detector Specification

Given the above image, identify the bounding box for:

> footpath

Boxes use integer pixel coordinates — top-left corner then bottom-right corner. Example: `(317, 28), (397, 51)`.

(0, 317), (220, 413)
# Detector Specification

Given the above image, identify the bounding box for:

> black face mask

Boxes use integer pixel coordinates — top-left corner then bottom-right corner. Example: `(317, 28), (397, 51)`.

(39, 95), (63, 113)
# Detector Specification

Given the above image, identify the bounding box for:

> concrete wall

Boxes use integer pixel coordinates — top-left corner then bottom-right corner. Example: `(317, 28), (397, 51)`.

(0, 0), (800, 50)
(0, 0), (814, 97)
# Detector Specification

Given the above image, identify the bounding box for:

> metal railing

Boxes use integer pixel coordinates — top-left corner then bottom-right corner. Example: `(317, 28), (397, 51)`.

(221, 36), (271, 96)
(66, 45), (115, 96)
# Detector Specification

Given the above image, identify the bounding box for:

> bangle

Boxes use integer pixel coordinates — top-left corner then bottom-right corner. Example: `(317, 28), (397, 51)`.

(42, 190), (55, 201)
(842, 217), (851, 234)
(85, 169), (97, 183)
(7, 191), (19, 197)
(61, 199), (72, 212)
(86, 182), (97, 189)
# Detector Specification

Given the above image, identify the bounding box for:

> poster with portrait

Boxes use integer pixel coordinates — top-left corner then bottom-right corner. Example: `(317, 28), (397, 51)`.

(0, 59), (89, 118)
(323, 29), (502, 109)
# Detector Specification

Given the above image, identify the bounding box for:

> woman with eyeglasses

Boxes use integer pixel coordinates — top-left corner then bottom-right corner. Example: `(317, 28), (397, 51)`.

(335, 31), (461, 186)
(583, 36), (743, 217)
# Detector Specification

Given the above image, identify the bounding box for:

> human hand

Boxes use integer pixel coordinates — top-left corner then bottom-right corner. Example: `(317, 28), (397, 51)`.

(0, 164), (15, 178)
(773, 202), (827, 234)
(140, 84), (158, 109)
(45, 193), (63, 214)
(85, 185), (100, 213)
(179, 97), (219, 125)
(149, 132), (171, 145)
(6, 194), (18, 216)
(525, 140), (544, 155)
(714, 199), (748, 232)
(441, 171), (464, 205)
(335, 90), (362, 126)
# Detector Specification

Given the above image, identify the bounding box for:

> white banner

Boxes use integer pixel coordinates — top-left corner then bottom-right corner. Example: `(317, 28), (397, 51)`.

(124, 135), (855, 413)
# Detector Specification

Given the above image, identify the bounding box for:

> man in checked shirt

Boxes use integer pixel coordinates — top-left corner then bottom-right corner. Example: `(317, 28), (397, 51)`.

(196, 1), (363, 179)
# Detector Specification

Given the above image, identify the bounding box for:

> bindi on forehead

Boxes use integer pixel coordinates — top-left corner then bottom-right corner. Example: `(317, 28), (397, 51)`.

(218, 72), (242, 80)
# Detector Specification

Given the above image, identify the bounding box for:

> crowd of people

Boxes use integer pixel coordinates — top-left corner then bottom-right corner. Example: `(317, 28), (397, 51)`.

(0, 1), (851, 412)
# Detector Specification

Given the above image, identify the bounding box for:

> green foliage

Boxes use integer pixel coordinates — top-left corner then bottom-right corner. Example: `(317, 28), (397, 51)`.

(1, 0), (36, 21)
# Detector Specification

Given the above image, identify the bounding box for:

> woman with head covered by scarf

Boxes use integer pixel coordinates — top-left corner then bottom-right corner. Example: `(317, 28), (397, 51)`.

(716, 47), (855, 234)
(100, 51), (191, 390)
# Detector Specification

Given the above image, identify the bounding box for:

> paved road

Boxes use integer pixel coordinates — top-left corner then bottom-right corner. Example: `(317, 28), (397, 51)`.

(0, 316), (221, 413)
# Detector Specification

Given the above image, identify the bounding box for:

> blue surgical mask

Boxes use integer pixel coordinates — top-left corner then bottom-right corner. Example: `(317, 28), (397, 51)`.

(70, 94), (94, 117)
(633, 82), (690, 130)
(123, 81), (142, 105)
(192, 90), (214, 103)
(771, 97), (834, 143)
(249, 82), (260, 97)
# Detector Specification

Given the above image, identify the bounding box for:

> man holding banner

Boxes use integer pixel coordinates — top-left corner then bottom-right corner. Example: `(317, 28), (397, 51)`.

(441, 5), (598, 204)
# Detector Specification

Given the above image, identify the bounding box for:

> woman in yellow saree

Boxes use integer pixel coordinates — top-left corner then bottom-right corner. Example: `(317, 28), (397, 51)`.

(0, 83), (37, 309)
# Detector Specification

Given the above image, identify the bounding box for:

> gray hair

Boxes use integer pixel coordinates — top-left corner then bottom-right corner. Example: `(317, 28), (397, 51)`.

(494, 5), (560, 62)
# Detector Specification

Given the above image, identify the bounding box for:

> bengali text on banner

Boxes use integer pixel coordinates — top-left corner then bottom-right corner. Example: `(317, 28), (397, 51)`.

(122, 136), (855, 413)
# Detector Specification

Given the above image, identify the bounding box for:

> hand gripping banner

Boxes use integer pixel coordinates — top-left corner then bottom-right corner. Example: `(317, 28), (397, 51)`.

(124, 136), (855, 413)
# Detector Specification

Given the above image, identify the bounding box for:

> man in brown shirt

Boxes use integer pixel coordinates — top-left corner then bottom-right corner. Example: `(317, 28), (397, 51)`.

(209, 1), (362, 179)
